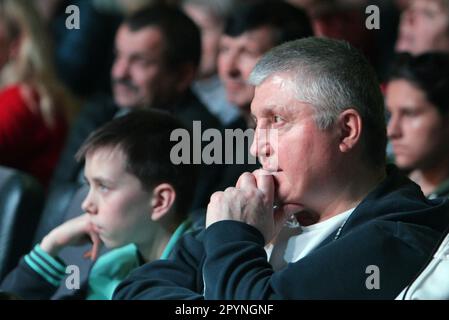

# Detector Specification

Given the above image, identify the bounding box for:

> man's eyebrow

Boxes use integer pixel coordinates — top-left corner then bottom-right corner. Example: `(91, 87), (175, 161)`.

(276, 104), (296, 114)
(254, 104), (296, 116)
(130, 52), (156, 60)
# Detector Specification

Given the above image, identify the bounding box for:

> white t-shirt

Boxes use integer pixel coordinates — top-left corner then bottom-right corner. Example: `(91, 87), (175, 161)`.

(266, 208), (355, 271)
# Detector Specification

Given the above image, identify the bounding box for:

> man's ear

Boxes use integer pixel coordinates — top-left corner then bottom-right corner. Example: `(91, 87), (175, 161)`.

(337, 108), (362, 153)
(150, 183), (176, 221)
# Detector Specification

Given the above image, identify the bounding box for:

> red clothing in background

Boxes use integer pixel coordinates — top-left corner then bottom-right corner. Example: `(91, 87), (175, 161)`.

(0, 85), (67, 188)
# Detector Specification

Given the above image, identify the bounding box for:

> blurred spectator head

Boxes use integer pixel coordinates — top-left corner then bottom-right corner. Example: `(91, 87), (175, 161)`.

(218, 0), (313, 111)
(0, 0), (75, 124)
(386, 52), (449, 171)
(182, 0), (235, 79)
(396, 0), (449, 55)
(31, 0), (64, 22)
(111, 4), (201, 109)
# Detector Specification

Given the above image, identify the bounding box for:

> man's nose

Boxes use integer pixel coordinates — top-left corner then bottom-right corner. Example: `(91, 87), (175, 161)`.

(250, 127), (274, 162)
(112, 57), (130, 79)
(224, 52), (241, 79)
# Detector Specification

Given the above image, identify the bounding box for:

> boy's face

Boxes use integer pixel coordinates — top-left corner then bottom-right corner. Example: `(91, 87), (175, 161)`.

(82, 146), (154, 250)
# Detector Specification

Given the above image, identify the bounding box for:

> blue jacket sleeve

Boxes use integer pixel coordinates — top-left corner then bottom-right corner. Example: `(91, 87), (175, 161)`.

(202, 220), (439, 299)
(0, 245), (66, 299)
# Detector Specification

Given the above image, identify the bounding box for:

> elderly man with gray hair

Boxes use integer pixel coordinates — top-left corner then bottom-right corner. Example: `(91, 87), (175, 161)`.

(114, 37), (449, 300)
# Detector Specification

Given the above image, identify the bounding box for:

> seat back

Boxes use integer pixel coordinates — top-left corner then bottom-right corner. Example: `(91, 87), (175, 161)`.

(33, 182), (81, 244)
(0, 166), (45, 281)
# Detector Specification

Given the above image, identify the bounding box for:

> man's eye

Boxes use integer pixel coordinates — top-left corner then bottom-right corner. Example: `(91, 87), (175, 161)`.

(251, 115), (258, 125)
(274, 115), (284, 123)
(402, 110), (417, 117)
(135, 58), (153, 67)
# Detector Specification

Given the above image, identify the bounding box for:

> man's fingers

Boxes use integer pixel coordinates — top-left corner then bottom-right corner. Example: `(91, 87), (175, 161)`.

(273, 205), (291, 225)
(236, 172), (257, 189)
(254, 170), (274, 205)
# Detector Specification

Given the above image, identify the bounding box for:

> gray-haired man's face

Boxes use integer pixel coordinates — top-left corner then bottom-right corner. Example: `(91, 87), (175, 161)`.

(250, 74), (342, 214)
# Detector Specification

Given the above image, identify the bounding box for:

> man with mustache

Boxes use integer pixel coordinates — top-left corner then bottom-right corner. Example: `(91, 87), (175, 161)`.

(114, 37), (449, 300)
(45, 4), (221, 218)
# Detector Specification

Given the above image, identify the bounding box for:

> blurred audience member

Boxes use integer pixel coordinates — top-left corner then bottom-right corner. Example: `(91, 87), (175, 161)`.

(33, 0), (122, 99)
(182, 0), (239, 126)
(396, 0), (449, 55)
(0, 0), (77, 187)
(386, 52), (449, 198)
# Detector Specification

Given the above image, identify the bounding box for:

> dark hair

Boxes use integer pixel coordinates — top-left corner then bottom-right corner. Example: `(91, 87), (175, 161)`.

(389, 52), (449, 115)
(76, 109), (197, 216)
(124, 4), (201, 70)
(224, 0), (313, 45)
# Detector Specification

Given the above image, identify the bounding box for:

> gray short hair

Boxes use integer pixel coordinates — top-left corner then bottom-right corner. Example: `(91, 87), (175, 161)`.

(249, 37), (386, 168)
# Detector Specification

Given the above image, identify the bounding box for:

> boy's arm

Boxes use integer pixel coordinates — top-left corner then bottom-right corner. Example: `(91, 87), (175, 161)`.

(39, 214), (101, 260)
(0, 245), (66, 299)
(113, 229), (205, 300)
(0, 214), (100, 299)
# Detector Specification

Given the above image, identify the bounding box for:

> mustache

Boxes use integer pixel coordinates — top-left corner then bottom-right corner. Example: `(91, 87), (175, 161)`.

(112, 78), (139, 92)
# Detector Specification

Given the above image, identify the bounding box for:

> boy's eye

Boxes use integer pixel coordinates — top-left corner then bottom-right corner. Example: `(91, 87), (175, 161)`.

(99, 184), (109, 193)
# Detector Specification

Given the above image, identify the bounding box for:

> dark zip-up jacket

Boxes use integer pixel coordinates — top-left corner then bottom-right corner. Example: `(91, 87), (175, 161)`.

(113, 167), (449, 300)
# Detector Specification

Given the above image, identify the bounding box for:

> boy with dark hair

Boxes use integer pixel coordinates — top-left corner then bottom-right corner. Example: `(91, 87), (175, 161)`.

(0, 109), (197, 299)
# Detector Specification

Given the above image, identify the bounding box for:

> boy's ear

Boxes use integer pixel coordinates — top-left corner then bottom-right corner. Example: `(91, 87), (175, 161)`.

(150, 183), (176, 221)
(337, 108), (362, 153)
